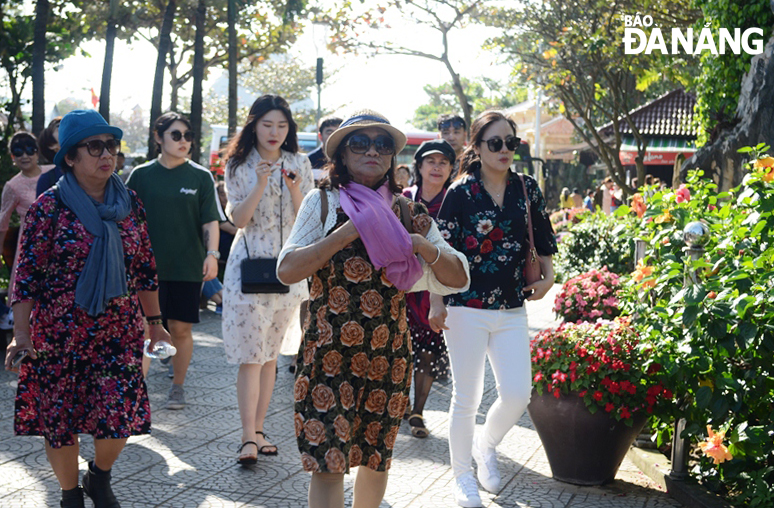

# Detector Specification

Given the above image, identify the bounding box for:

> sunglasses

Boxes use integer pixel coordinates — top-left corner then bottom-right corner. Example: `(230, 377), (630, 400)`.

(482, 135), (521, 153)
(169, 130), (194, 142)
(346, 134), (396, 155)
(11, 145), (38, 157)
(76, 138), (120, 158)
(439, 119), (465, 131)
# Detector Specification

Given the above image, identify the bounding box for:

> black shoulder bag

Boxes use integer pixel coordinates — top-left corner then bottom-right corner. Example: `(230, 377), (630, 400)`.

(240, 167), (290, 294)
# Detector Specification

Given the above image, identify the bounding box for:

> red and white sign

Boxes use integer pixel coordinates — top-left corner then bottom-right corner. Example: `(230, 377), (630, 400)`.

(619, 150), (695, 166)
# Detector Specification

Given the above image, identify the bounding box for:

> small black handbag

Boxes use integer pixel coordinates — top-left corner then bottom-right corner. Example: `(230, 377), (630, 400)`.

(240, 165), (290, 294)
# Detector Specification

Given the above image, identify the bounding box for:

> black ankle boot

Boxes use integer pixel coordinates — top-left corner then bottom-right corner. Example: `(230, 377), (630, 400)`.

(60, 486), (85, 508)
(82, 461), (121, 508)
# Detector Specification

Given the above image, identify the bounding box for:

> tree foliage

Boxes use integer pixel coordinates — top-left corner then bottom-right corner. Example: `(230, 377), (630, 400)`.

(314, 0), (485, 129)
(483, 0), (698, 195)
(411, 77), (528, 131)
(691, 0), (774, 146)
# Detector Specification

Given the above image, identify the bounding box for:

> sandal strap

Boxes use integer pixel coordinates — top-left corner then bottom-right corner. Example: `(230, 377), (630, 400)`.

(255, 431), (269, 438)
(238, 441), (258, 453)
(408, 414), (424, 422)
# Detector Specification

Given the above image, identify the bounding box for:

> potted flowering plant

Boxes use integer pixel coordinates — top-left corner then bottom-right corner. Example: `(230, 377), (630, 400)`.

(527, 317), (672, 485)
(553, 267), (620, 323)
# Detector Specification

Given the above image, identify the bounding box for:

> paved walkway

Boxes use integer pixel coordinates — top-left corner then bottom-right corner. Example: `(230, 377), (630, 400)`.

(0, 286), (680, 507)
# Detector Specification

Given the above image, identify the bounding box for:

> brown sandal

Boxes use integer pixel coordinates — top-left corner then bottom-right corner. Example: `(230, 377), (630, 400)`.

(408, 414), (429, 438)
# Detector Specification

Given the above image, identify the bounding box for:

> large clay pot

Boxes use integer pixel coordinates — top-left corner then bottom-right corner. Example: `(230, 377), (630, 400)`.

(527, 389), (648, 485)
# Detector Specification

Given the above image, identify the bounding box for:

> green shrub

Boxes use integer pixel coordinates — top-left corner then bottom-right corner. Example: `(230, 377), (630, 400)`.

(553, 210), (635, 282)
(618, 163), (774, 507)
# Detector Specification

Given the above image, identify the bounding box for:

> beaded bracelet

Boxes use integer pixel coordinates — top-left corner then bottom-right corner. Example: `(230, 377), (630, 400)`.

(147, 318), (164, 326)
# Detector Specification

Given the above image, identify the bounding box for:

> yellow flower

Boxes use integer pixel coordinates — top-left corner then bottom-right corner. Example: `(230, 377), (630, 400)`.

(654, 209), (673, 224)
(631, 260), (655, 288)
(753, 156), (774, 169)
(699, 425), (733, 465)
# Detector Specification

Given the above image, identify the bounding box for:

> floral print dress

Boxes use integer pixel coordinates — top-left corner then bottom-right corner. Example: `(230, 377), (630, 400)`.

(281, 189), (470, 474)
(221, 148), (314, 364)
(11, 190), (157, 448)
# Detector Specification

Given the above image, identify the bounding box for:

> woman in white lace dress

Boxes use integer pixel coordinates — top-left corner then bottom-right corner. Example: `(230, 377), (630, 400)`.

(221, 95), (314, 464)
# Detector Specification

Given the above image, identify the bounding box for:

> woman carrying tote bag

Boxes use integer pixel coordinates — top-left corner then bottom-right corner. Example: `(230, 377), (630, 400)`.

(221, 94), (314, 464)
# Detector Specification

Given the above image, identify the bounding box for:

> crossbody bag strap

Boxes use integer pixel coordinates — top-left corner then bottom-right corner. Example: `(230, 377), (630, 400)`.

(319, 188), (328, 227)
(396, 195), (413, 233)
(242, 162), (284, 260)
(518, 173), (537, 254)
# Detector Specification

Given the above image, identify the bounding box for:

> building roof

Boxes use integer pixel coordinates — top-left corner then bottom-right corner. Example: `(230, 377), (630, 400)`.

(600, 89), (697, 138)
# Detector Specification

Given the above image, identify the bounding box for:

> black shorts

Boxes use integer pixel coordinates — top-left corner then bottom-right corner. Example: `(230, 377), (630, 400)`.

(158, 280), (201, 325)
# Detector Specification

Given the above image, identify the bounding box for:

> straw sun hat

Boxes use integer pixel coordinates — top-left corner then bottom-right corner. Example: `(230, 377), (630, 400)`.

(324, 109), (407, 160)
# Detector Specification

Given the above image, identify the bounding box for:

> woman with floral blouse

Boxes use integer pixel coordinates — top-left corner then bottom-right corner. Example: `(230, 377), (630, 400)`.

(278, 110), (469, 508)
(432, 110), (557, 507)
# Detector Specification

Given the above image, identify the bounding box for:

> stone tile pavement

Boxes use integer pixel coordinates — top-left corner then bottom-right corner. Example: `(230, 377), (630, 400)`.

(0, 285), (681, 507)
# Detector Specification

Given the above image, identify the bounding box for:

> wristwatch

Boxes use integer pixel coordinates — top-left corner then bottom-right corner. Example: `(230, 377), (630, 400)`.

(206, 250), (221, 260)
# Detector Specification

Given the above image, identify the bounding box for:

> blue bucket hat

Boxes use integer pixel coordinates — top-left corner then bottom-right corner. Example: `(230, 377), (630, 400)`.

(54, 110), (123, 167)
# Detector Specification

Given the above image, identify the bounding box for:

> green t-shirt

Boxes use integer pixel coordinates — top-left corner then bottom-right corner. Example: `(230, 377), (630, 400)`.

(127, 159), (224, 282)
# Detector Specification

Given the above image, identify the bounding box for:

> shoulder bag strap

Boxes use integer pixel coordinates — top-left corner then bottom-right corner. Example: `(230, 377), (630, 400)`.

(319, 188), (328, 227)
(518, 173), (536, 251)
(397, 195), (413, 233)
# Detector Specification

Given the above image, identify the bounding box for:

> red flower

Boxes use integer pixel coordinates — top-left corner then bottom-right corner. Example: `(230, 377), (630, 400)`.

(489, 228), (504, 241)
(605, 403), (615, 412)
(663, 389), (673, 399)
(466, 299), (483, 309)
(553, 389), (561, 398)
(619, 406), (631, 419)
(593, 391), (603, 401)
(533, 371), (543, 382)
(480, 239), (494, 254)
(465, 235), (478, 250)
(470, 182), (481, 195)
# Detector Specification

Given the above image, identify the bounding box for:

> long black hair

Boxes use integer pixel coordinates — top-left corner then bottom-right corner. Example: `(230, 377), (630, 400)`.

(224, 94), (298, 176)
(457, 110), (518, 178)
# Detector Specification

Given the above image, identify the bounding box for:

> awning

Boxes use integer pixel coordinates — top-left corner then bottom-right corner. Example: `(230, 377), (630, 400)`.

(619, 136), (697, 166)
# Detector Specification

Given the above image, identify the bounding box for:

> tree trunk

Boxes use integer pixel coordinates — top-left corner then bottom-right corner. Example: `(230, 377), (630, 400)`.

(32, 0), (49, 135)
(99, 0), (119, 122)
(190, 0), (206, 165)
(148, 0), (178, 159)
(227, 0), (237, 137)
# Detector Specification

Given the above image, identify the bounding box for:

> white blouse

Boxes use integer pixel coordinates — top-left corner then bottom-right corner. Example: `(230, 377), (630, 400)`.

(277, 188), (470, 295)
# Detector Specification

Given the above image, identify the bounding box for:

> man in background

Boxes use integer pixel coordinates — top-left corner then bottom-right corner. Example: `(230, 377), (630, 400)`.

(306, 115), (342, 182)
(437, 113), (467, 177)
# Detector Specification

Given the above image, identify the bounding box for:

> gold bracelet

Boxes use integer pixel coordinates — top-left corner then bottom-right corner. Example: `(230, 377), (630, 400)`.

(428, 245), (442, 266)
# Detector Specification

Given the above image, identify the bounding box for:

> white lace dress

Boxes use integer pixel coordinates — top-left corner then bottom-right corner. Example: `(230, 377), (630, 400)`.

(221, 148), (314, 364)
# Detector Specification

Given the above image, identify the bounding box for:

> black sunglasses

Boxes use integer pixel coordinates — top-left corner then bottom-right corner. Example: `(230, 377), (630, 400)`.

(439, 119), (465, 131)
(346, 134), (395, 155)
(75, 138), (120, 157)
(11, 144), (38, 157)
(169, 130), (194, 142)
(482, 135), (520, 153)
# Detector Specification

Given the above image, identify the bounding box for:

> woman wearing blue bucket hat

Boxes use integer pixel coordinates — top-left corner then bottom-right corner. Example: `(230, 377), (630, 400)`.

(3, 109), (170, 508)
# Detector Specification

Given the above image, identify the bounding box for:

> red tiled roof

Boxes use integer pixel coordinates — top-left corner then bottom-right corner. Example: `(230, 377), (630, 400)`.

(600, 89), (697, 138)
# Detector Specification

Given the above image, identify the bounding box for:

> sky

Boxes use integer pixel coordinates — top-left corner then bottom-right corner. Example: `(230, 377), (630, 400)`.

(31, 7), (514, 132)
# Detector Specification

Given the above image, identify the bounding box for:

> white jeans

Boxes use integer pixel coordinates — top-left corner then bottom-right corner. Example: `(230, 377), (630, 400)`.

(444, 306), (531, 478)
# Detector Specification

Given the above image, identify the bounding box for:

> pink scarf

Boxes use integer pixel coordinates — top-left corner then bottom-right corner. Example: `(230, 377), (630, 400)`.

(339, 181), (423, 291)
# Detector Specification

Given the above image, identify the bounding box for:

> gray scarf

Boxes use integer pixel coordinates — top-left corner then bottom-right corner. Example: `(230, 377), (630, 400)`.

(58, 171), (131, 316)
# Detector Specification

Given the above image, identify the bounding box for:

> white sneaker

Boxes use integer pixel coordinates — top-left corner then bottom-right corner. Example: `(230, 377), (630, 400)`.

(452, 471), (482, 507)
(472, 434), (501, 493)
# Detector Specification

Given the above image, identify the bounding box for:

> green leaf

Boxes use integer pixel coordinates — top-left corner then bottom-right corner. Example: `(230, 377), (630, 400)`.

(736, 322), (758, 350)
(696, 386), (713, 408)
(683, 305), (699, 326)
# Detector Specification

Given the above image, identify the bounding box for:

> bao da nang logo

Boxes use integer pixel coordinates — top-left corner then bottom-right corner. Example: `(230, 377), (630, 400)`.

(623, 14), (764, 55)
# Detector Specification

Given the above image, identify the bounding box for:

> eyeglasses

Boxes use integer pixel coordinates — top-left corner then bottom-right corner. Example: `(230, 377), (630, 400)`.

(439, 119), (465, 131)
(11, 145), (38, 157)
(75, 138), (120, 157)
(346, 134), (396, 155)
(169, 130), (193, 142)
(482, 135), (520, 153)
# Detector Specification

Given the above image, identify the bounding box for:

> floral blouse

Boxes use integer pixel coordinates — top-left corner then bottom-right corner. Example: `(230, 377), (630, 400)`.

(436, 169), (557, 310)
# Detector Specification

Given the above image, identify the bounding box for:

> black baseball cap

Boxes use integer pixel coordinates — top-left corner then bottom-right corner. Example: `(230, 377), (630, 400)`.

(414, 139), (456, 166)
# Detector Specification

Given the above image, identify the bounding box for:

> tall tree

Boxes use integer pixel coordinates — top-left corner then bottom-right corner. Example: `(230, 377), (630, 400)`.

(190, 0), (206, 164)
(316, 0), (484, 129)
(412, 77), (529, 131)
(31, 0), (49, 134)
(483, 0), (698, 193)
(227, 0), (236, 136)
(148, 0), (177, 158)
(98, 0), (120, 122)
